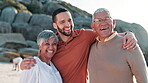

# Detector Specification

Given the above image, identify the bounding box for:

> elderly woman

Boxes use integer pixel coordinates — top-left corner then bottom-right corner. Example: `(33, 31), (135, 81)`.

(20, 30), (63, 83)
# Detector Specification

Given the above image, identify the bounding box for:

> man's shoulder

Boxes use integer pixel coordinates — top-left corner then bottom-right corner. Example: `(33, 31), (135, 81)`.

(74, 29), (95, 35)
(75, 29), (93, 32)
(114, 35), (124, 41)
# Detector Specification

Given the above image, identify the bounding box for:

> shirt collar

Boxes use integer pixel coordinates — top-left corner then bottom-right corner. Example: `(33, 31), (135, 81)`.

(96, 31), (117, 42)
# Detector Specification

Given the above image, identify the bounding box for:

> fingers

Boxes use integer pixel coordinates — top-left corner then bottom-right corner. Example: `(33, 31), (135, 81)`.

(123, 31), (138, 50)
(123, 36), (132, 49)
(132, 44), (137, 50)
(123, 36), (127, 45)
(123, 38), (132, 49)
(20, 63), (31, 70)
(21, 63), (34, 70)
(123, 38), (137, 50)
(20, 57), (36, 70)
(23, 57), (36, 64)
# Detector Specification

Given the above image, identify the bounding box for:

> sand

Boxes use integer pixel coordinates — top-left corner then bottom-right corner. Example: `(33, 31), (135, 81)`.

(0, 62), (146, 83)
(0, 62), (21, 83)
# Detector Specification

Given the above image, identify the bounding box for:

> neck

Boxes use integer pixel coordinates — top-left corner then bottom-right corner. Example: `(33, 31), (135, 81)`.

(58, 33), (71, 42)
(99, 37), (106, 42)
(98, 32), (114, 42)
(39, 56), (51, 65)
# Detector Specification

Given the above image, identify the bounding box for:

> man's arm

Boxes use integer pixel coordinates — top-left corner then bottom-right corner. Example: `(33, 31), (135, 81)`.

(20, 56), (36, 70)
(126, 45), (148, 83)
(118, 32), (137, 50)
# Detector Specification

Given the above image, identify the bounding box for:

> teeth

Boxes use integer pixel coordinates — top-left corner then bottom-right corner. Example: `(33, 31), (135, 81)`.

(100, 28), (107, 30)
(47, 51), (53, 53)
(65, 28), (71, 30)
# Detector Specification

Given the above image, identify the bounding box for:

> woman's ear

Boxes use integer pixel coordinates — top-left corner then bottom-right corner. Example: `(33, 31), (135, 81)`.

(38, 49), (41, 57)
(38, 45), (42, 56)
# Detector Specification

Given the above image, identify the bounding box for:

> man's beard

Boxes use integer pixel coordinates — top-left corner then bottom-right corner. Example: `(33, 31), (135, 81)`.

(57, 26), (72, 36)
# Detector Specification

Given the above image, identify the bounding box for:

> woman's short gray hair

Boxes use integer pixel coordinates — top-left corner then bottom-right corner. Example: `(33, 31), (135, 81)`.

(37, 30), (58, 46)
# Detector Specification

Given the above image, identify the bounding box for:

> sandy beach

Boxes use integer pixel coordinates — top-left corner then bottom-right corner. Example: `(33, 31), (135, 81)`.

(0, 62), (146, 83)
(0, 62), (21, 83)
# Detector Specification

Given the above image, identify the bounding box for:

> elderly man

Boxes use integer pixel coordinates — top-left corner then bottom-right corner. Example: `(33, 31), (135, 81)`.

(88, 8), (148, 83)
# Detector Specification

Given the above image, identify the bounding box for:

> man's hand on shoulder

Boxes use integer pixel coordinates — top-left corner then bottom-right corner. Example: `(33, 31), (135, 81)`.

(20, 56), (36, 70)
(119, 32), (137, 50)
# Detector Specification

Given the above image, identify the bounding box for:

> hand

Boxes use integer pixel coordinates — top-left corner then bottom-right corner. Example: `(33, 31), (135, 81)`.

(20, 56), (36, 70)
(123, 32), (137, 50)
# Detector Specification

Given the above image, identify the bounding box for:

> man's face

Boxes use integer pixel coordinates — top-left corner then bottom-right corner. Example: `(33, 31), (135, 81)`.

(39, 38), (57, 59)
(53, 11), (74, 36)
(92, 11), (115, 39)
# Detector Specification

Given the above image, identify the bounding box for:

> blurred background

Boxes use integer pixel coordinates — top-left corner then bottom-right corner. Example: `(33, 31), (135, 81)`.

(0, 0), (147, 65)
(63, 0), (148, 32)
(0, 0), (147, 82)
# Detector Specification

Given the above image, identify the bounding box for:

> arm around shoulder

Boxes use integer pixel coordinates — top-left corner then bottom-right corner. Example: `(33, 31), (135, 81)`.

(119, 32), (138, 50)
(20, 56), (36, 70)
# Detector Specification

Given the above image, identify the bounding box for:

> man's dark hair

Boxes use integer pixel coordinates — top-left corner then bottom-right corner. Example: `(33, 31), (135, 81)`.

(52, 8), (68, 23)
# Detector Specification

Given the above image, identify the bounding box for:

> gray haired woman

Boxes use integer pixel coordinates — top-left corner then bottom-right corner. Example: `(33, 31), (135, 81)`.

(20, 30), (62, 83)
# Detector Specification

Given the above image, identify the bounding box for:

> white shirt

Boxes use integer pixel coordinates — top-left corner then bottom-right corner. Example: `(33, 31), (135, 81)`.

(20, 57), (63, 83)
(13, 57), (22, 64)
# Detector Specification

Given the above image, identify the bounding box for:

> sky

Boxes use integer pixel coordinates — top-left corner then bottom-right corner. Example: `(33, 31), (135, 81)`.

(62, 0), (148, 33)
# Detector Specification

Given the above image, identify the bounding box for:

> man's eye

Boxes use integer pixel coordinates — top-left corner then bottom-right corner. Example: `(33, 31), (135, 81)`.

(98, 19), (102, 22)
(53, 43), (57, 45)
(45, 43), (50, 45)
(60, 20), (65, 24)
(106, 17), (111, 20)
(105, 18), (109, 20)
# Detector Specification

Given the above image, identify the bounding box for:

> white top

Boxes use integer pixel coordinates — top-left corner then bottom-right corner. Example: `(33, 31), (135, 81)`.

(20, 57), (63, 83)
(13, 57), (22, 64)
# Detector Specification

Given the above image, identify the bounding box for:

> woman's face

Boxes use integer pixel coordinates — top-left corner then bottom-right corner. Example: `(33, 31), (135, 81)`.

(39, 37), (58, 59)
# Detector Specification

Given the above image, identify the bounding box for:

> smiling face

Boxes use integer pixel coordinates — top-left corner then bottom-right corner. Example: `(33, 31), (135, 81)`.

(91, 11), (116, 40)
(53, 11), (74, 37)
(39, 37), (57, 60)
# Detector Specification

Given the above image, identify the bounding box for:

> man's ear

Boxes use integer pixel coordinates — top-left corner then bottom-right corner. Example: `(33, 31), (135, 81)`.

(91, 23), (96, 32)
(113, 20), (116, 29)
(53, 23), (57, 29)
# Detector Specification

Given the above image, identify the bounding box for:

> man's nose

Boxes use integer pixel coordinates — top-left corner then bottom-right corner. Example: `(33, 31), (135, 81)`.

(65, 22), (71, 27)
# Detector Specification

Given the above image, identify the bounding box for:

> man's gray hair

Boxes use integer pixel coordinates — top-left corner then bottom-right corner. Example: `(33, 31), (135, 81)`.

(92, 8), (111, 22)
(37, 30), (58, 46)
